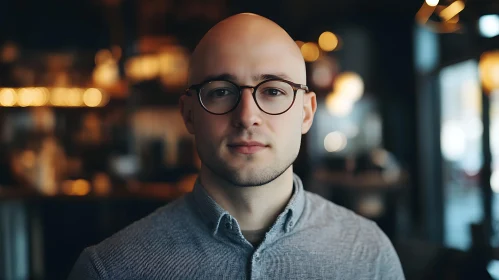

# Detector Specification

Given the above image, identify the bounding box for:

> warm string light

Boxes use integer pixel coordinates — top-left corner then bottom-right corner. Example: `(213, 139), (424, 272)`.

(318, 32), (339, 52)
(479, 50), (499, 93)
(62, 179), (91, 196)
(439, 0), (465, 21)
(124, 46), (189, 87)
(300, 42), (320, 62)
(296, 31), (340, 63)
(416, 0), (464, 33)
(0, 87), (108, 107)
(325, 72), (365, 117)
(425, 0), (439, 7)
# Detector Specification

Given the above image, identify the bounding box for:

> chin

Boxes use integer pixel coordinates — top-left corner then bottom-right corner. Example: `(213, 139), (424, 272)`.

(224, 171), (277, 187)
(210, 158), (292, 187)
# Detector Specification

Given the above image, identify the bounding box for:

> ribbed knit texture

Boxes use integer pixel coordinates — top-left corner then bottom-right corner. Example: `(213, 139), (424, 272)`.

(68, 174), (405, 280)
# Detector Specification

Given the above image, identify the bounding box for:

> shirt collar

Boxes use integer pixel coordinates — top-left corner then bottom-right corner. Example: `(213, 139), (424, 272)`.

(187, 173), (306, 237)
(282, 173), (306, 232)
(187, 178), (229, 236)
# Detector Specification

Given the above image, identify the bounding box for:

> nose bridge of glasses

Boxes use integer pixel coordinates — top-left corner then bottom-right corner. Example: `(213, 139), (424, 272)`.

(239, 85), (256, 95)
(237, 85), (258, 107)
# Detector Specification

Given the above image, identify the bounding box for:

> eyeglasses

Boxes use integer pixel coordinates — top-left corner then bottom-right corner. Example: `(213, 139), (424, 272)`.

(185, 78), (310, 115)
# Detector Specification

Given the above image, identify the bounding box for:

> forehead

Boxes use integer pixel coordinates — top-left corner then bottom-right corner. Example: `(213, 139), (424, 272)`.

(192, 40), (306, 85)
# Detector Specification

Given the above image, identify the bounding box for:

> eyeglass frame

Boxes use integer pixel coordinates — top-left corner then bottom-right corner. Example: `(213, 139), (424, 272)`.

(184, 78), (311, 115)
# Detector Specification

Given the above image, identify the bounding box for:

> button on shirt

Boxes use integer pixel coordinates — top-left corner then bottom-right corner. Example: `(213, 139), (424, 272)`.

(68, 174), (405, 280)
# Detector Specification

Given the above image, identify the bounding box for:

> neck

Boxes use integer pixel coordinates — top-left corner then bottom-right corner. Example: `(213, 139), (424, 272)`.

(199, 166), (294, 231)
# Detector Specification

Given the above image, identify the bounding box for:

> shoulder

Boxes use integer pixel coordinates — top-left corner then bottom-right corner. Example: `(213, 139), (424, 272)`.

(98, 195), (193, 249)
(71, 196), (196, 278)
(98, 195), (191, 246)
(303, 191), (393, 254)
(304, 190), (377, 231)
(302, 191), (405, 278)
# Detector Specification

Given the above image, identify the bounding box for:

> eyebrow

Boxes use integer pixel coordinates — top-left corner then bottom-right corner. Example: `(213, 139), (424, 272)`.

(254, 73), (292, 82)
(199, 73), (292, 84)
(200, 73), (238, 84)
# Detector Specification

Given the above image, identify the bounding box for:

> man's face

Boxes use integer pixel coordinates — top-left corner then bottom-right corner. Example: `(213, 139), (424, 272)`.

(182, 22), (315, 187)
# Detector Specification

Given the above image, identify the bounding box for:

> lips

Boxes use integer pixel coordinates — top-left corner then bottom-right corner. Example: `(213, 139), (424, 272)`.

(227, 141), (268, 154)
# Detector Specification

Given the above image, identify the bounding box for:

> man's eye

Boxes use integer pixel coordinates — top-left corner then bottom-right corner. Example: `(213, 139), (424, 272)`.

(263, 88), (286, 96)
(210, 89), (234, 97)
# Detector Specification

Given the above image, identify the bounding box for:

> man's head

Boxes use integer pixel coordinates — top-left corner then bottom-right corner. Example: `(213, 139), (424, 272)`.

(180, 13), (317, 187)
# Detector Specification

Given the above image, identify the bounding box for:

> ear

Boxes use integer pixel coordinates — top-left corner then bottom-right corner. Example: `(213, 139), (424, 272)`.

(301, 91), (317, 134)
(179, 95), (195, 134)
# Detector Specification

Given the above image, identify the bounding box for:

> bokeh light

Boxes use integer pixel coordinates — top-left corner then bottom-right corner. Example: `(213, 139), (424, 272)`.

(318, 31), (339, 52)
(324, 131), (348, 152)
(301, 42), (320, 62)
(479, 50), (499, 92)
(325, 93), (354, 117)
(0, 88), (17, 106)
(83, 88), (104, 107)
(66, 88), (83, 107)
(334, 72), (365, 102)
(425, 0), (439, 7)
(17, 88), (34, 107)
(441, 120), (466, 161)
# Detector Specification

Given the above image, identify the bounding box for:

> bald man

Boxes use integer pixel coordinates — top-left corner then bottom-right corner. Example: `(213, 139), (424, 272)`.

(68, 13), (405, 280)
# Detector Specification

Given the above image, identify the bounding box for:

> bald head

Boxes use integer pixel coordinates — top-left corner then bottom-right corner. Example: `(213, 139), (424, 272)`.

(188, 13), (306, 85)
(180, 14), (317, 189)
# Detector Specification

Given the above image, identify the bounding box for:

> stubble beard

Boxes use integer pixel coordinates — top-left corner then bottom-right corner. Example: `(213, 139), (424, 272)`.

(199, 145), (298, 187)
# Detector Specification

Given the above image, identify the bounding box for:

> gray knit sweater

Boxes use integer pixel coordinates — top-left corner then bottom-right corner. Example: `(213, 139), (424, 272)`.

(68, 174), (405, 279)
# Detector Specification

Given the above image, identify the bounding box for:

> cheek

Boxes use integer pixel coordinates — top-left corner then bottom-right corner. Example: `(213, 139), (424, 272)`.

(272, 113), (303, 145)
(193, 112), (228, 144)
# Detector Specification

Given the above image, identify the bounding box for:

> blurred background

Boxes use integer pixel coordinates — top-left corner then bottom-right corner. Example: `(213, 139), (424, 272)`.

(0, 0), (498, 279)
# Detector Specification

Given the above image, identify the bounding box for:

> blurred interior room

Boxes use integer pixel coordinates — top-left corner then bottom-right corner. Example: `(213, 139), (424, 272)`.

(0, 0), (498, 279)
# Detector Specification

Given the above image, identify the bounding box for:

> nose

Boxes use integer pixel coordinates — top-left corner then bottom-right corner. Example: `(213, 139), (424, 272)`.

(231, 87), (262, 129)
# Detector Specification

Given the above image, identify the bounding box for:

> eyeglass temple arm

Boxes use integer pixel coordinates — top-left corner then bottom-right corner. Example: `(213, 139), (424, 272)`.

(185, 85), (201, 96)
(299, 85), (310, 93)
